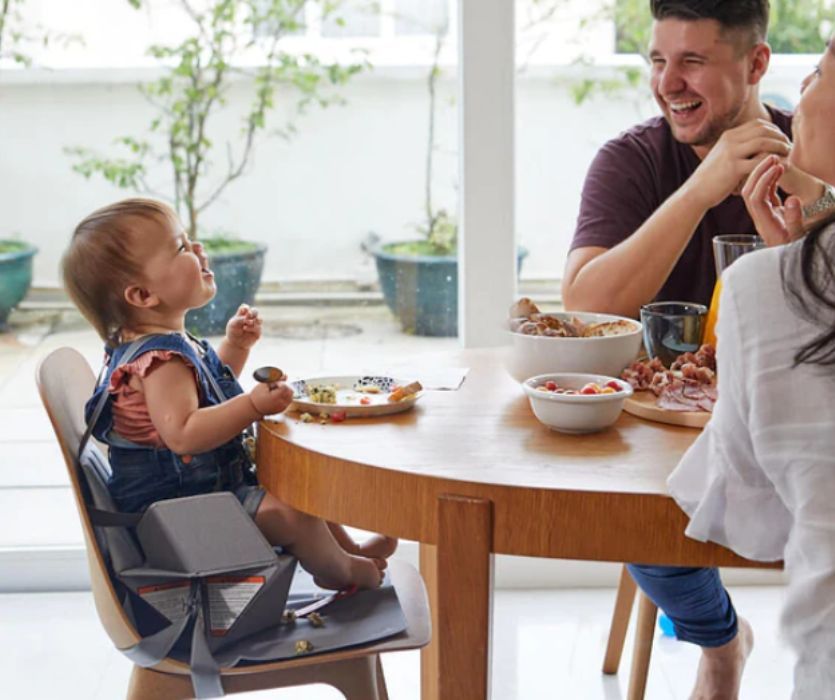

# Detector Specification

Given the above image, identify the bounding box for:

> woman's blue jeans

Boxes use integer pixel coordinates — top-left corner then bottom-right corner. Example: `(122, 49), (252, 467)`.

(627, 565), (738, 647)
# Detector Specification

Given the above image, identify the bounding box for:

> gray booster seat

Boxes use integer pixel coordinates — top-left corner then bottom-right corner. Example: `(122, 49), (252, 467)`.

(77, 338), (406, 698)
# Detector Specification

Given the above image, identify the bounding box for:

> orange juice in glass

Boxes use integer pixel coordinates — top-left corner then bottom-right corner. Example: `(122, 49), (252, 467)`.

(704, 234), (766, 346)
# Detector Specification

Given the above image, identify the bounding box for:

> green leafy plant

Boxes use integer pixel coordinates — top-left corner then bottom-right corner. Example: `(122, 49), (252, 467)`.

(1, 0), (32, 66)
(68, 0), (365, 241)
(529, 0), (833, 106)
(417, 22), (457, 256)
(1, 0), (82, 67)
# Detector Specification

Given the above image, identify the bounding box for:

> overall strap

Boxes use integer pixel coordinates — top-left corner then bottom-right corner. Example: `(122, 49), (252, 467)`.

(77, 336), (157, 464)
(185, 332), (229, 403)
(185, 332), (255, 442)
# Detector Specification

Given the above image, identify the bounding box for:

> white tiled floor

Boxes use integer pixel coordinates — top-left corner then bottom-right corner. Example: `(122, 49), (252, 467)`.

(0, 585), (794, 699)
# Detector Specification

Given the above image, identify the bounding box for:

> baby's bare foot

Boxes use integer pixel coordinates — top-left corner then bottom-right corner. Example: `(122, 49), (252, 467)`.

(313, 555), (382, 591)
(689, 618), (754, 700)
(356, 535), (398, 560)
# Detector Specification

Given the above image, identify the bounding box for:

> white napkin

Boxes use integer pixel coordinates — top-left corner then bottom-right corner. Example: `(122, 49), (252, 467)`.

(368, 365), (469, 391)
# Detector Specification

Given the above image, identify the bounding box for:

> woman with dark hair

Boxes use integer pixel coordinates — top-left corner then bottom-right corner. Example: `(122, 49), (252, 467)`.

(661, 37), (835, 698)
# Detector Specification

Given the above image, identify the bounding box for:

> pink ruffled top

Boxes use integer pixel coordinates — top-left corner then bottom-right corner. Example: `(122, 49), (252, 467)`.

(108, 350), (198, 448)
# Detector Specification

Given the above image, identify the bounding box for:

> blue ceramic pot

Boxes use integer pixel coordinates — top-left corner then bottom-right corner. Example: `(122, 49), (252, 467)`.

(186, 244), (267, 336)
(0, 242), (37, 328)
(373, 242), (528, 337)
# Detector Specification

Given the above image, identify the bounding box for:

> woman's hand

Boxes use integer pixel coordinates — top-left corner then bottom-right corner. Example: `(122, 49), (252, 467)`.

(249, 381), (294, 417)
(741, 156), (828, 247)
(741, 156), (805, 246)
(225, 304), (262, 350)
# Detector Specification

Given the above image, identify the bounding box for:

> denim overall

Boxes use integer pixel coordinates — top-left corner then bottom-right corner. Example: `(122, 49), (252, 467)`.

(85, 333), (260, 514)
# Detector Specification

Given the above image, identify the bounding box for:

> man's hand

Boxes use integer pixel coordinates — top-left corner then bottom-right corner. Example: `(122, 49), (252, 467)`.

(249, 381), (294, 417)
(688, 119), (792, 210)
(225, 304), (262, 351)
(741, 156), (825, 246)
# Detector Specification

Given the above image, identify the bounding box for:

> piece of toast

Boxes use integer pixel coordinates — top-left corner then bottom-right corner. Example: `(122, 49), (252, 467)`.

(388, 381), (423, 402)
(581, 320), (637, 337)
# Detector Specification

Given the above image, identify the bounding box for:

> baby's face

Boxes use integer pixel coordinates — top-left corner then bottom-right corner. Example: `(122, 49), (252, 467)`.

(133, 219), (216, 314)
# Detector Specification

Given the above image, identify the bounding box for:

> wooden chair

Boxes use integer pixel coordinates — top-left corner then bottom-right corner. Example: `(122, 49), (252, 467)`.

(37, 347), (431, 700)
(603, 565), (658, 700)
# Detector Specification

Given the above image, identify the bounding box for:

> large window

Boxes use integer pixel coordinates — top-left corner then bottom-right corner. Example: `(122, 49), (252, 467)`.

(2, 0), (832, 578)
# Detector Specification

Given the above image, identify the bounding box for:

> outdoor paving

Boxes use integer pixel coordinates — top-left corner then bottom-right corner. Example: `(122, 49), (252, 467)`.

(0, 302), (458, 550)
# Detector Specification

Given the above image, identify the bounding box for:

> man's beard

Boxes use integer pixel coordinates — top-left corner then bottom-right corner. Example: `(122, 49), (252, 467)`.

(670, 101), (747, 148)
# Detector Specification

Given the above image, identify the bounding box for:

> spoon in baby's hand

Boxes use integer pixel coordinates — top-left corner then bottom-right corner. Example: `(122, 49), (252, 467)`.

(253, 366), (287, 389)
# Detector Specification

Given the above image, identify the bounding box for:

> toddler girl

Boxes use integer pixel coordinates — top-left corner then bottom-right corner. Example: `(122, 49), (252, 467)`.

(62, 198), (395, 590)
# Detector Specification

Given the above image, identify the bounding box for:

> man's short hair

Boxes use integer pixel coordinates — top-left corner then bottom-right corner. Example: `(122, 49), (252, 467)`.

(650, 1), (770, 46)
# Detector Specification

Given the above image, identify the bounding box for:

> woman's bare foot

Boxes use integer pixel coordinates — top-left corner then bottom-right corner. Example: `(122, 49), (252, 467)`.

(689, 618), (754, 700)
(313, 554), (384, 591)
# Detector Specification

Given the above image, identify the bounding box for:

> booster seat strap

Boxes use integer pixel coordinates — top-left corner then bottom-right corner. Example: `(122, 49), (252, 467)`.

(122, 580), (200, 668)
(189, 593), (224, 699)
(87, 507), (143, 528)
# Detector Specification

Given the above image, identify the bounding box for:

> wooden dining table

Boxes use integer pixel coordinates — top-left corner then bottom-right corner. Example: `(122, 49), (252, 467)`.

(256, 347), (772, 700)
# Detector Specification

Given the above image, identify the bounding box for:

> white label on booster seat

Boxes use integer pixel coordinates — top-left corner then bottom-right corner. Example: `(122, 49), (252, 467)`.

(206, 575), (266, 636)
(137, 581), (192, 623)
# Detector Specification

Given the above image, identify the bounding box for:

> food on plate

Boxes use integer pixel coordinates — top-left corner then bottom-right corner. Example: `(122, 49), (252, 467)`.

(509, 297), (639, 338)
(621, 344), (717, 413)
(308, 384), (337, 404)
(388, 380), (423, 403)
(354, 384), (382, 394)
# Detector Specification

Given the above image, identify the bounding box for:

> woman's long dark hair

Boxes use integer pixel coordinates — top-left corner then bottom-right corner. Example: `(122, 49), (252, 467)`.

(781, 221), (835, 367)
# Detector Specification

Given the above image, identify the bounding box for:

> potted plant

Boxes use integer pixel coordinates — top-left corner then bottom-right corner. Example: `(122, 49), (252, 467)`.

(368, 23), (526, 337)
(0, 0), (38, 328)
(68, 0), (363, 334)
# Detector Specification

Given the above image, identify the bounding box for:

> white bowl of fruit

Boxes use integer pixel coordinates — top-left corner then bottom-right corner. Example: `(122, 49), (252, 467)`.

(522, 373), (633, 434)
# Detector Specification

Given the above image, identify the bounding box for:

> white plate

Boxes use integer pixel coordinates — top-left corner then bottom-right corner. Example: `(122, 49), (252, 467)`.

(289, 375), (422, 418)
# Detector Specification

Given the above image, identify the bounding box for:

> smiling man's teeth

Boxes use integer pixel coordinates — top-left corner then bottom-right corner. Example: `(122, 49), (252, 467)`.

(670, 100), (702, 112)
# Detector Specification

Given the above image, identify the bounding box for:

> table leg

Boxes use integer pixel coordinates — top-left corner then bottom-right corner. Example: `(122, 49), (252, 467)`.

(424, 494), (494, 700)
(420, 543), (439, 700)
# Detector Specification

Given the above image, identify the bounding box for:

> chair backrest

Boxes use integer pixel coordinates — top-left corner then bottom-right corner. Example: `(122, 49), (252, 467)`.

(36, 347), (141, 650)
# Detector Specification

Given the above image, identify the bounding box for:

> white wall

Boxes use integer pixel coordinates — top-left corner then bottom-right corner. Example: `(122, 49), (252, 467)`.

(0, 58), (809, 288)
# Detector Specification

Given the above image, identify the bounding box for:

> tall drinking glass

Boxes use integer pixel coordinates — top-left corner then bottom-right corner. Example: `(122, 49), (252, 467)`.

(703, 234), (766, 345)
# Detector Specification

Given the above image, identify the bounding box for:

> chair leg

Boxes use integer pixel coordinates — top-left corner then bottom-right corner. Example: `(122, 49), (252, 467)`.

(627, 592), (658, 700)
(323, 655), (383, 700)
(603, 564), (638, 674)
(127, 666), (193, 700)
(375, 655), (390, 700)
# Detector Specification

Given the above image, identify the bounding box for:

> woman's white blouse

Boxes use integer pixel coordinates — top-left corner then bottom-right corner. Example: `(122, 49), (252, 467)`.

(667, 236), (835, 698)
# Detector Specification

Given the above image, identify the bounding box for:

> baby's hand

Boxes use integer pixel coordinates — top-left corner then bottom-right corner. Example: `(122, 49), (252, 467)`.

(250, 381), (294, 416)
(226, 304), (262, 351)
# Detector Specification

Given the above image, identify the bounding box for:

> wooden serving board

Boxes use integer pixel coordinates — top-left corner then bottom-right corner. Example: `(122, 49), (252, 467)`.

(623, 390), (710, 429)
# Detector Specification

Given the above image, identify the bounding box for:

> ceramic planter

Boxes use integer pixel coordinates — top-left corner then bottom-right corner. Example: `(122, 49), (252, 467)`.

(372, 242), (528, 337)
(0, 242), (37, 329)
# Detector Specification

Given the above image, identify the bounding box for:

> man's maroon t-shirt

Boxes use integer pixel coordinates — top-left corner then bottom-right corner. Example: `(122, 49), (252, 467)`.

(570, 107), (793, 307)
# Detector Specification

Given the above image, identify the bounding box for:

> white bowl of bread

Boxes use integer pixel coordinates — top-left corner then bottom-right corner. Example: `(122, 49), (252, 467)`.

(506, 298), (643, 382)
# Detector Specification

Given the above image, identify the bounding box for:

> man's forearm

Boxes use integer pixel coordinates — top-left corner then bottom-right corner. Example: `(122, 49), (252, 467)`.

(563, 184), (708, 317)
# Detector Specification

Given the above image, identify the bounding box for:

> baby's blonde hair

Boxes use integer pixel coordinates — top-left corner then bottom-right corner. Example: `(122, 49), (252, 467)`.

(62, 198), (178, 346)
